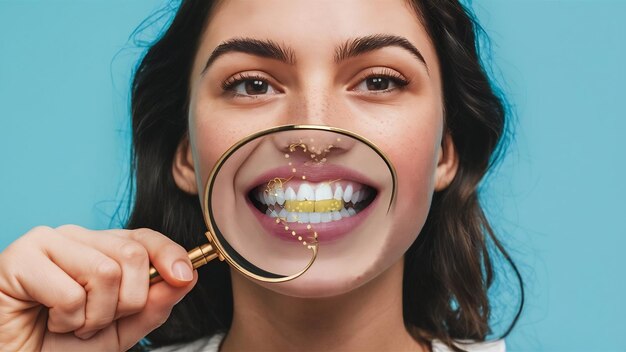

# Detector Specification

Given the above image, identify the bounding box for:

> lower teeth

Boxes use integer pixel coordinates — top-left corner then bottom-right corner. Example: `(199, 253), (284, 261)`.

(266, 207), (357, 223)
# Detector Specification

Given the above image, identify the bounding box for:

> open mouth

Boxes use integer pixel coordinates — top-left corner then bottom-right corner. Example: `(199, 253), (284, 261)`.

(243, 164), (381, 242)
(249, 180), (377, 224)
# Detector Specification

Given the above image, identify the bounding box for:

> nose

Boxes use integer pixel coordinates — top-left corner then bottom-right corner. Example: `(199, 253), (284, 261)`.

(285, 78), (347, 127)
(270, 128), (356, 162)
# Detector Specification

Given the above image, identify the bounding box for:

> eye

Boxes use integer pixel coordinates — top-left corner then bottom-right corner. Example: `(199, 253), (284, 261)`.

(222, 73), (280, 97)
(352, 69), (410, 93)
(234, 79), (276, 95)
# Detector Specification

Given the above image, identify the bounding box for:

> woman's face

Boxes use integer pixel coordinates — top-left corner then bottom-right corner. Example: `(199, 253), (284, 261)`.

(177, 0), (456, 297)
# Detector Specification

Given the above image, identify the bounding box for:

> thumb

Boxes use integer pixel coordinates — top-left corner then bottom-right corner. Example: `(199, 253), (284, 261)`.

(116, 271), (198, 350)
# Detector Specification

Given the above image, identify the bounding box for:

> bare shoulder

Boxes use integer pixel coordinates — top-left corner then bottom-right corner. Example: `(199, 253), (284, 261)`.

(432, 339), (505, 352)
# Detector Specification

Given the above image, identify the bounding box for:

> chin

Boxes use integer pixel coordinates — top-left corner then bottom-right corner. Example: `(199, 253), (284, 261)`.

(247, 255), (397, 299)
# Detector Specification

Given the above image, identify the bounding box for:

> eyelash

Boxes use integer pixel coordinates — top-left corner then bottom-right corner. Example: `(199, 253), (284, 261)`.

(356, 68), (411, 92)
(220, 68), (411, 95)
(221, 72), (269, 92)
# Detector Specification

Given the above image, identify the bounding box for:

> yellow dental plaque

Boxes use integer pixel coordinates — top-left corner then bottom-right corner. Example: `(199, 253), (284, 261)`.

(284, 199), (344, 212)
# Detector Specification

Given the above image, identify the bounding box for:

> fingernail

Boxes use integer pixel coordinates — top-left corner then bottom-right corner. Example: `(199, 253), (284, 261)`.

(172, 260), (193, 281)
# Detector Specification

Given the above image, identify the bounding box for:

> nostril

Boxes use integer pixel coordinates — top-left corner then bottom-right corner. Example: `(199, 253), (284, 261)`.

(270, 128), (356, 157)
(288, 142), (334, 163)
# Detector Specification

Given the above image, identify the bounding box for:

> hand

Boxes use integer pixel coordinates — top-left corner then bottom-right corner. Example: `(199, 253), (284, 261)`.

(0, 225), (197, 351)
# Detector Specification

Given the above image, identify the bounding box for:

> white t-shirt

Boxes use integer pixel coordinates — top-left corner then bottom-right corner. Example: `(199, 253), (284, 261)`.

(152, 333), (505, 352)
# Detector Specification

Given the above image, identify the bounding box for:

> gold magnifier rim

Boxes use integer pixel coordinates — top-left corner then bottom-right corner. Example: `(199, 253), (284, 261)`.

(201, 124), (398, 283)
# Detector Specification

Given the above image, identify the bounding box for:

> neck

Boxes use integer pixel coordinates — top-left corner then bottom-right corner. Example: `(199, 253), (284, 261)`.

(221, 259), (427, 352)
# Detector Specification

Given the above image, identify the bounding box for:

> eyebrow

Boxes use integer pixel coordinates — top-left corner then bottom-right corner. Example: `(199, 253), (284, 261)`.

(202, 38), (296, 73)
(202, 34), (428, 74)
(335, 34), (428, 72)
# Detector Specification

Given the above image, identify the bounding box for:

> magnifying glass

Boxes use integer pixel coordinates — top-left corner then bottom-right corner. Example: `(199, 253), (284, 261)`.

(149, 124), (397, 283)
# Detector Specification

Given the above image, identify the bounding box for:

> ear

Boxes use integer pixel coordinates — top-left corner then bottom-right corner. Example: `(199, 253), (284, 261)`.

(434, 131), (459, 191)
(172, 135), (198, 194)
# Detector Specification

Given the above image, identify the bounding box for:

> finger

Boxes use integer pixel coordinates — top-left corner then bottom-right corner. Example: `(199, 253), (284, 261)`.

(119, 228), (194, 287)
(57, 226), (150, 319)
(44, 273), (198, 352)
(116, 272), (198, 351)
(5, 252), (87, 333)
(41, 232), (121, 338)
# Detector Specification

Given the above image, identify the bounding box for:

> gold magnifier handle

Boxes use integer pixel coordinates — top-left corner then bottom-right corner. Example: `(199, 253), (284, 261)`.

(149, 242), (218, 284)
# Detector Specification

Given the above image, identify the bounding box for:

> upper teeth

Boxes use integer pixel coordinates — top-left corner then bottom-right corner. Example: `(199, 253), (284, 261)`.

(276, 190), (285, 205)
(260, 182), (365, 205)
(315, 183), (333, 201)
(343, 184), (353, 203)
(256, 181), (370, 224)
(284, 187), (296, 203)
(297, 183), (314, 201)
(333, 185), (343, 200)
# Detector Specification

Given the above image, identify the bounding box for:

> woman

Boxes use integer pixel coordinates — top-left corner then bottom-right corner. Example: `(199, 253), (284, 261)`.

(0, 0), (522, 351)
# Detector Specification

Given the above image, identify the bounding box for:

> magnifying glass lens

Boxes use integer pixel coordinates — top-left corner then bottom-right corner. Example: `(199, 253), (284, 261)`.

(204, 127), (396, 282)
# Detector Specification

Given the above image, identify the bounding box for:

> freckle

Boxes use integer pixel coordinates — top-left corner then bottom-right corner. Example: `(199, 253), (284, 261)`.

(284, 154), (290, 158)
(292, 168), (296, 173)
(298, 236), (302, 241)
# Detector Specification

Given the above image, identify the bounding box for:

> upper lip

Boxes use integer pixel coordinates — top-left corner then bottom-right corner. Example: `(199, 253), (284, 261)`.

(244, 163), (381, 195)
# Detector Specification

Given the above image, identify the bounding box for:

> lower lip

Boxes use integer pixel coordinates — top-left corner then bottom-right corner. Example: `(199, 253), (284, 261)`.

(247, 197), (379, 243)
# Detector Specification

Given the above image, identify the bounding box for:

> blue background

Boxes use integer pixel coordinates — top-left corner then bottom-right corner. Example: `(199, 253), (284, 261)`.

(0, 1), (624, 351)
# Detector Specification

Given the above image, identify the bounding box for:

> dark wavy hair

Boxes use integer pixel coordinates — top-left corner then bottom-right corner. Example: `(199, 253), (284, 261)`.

(126, 1), (524, 350)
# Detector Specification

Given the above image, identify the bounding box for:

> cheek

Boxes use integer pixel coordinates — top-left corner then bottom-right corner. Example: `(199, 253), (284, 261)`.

(189, 102), (273, 189)
(190, 118), (225, 190)
(377, 114), (442, 253)
(394, 127), (439, 206)
(394, 136), (437, 233)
